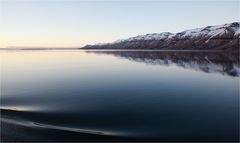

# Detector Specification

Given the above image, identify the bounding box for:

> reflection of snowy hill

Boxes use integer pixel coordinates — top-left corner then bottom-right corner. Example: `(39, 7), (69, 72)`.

(89, 51), (239, 77)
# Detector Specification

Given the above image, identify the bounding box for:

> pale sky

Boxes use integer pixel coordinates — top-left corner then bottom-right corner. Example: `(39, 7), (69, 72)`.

(0, 0), (239, 48)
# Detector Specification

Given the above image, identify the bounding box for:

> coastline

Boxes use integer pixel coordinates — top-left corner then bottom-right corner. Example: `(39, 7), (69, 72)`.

(0, 48), (239, 53)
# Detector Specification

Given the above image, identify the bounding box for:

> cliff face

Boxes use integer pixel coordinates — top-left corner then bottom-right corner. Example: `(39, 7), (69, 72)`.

(82, 22), (240, 51)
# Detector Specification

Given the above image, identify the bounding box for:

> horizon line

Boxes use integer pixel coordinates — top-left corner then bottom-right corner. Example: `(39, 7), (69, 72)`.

(1, 21), (239, 49)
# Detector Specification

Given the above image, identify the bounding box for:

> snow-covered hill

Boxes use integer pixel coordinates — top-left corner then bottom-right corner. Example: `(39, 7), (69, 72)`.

(114, 32), (174, 43)
(82, 22), (240, 50)
(116, 22), (239, 42)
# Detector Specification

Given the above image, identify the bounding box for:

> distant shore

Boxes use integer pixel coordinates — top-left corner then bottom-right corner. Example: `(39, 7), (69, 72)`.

(0, 48), (239, 53)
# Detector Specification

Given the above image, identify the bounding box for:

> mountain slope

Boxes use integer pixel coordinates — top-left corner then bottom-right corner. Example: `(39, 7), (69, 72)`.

(82, 22), (240, 51)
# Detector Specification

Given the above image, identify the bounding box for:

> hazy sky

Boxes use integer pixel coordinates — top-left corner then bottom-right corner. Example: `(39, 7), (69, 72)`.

(0, 0), (239, 48)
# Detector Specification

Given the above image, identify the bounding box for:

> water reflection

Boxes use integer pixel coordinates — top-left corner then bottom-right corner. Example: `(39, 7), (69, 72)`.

(88, 51), (240, 77)
(1, 50), (239, 142)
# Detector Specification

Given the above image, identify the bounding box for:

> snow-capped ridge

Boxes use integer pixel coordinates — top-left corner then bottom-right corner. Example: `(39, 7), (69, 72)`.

(113, 22), (240, 43)
(114, 32), (174, 43)
(176, 22), (239, 39)
(83, 22), (239, 50)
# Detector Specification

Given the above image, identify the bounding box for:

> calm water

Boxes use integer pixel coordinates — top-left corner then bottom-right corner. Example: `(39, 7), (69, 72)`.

(0, 50), (239, 142)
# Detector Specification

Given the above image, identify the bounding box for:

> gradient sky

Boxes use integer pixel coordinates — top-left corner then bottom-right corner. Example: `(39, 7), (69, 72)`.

(0, 0), (239, 48)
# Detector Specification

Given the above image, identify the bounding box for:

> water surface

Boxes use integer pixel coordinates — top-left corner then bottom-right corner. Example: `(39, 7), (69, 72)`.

(1, 50), (239, 142)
